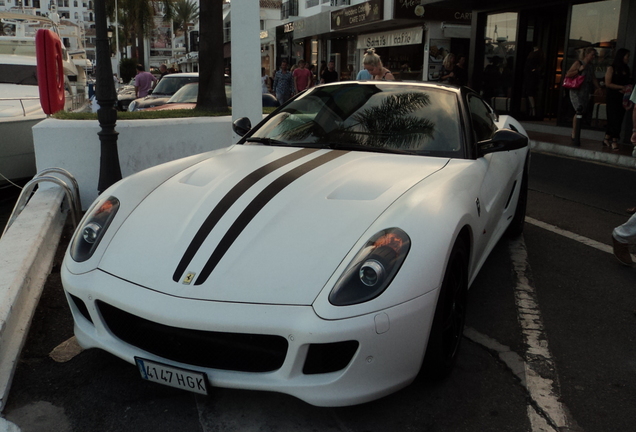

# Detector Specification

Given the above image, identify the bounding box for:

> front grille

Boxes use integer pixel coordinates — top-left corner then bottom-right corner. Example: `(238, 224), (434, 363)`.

(97, 301), (288, 373)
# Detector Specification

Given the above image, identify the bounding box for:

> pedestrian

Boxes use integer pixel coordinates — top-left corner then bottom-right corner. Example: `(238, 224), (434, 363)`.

(134, 64), (157, 98)
(612, 212), (636, 266)
(482, 56), (503, 101)
(522, 48), (545, 117)
(112, 73), (120, 90)
(631, 86), (636, 150)
(272, 60), (293, 104)
(319, 60), (327, 82)
(293, 59), (312, 94)
(565, 47), (600, 141)
(603, 48), (631, 151)
(158, 64), (169, 81)
(453, 54), (469, 87)
(440, 53), (456, 84)
(261, 67), (271, 93)
(307, 63), (317, 87)
(362, 49), (394, 81)
(356, 68), (372, 80)
(320, 60), (339, 84)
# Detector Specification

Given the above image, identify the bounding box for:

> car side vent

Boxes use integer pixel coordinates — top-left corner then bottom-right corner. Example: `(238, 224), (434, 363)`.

(70, 294), (93, 324)
(303, 341), (359, 374)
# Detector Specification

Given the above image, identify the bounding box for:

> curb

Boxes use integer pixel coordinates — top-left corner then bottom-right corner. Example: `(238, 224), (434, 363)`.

(0, 186), (67, 412)
(530, 140), (636, 170)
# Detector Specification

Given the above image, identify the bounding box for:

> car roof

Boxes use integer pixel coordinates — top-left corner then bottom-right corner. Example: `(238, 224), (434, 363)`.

(163, 72), (199, 78)
(317, 80), (463, 94)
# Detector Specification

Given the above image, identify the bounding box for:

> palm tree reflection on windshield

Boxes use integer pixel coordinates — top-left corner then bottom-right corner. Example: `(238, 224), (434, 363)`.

(343, 92), (434, 149)
(273, 92), (436, 151)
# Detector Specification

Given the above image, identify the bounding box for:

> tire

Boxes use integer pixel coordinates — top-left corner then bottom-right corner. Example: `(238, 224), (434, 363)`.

(421, 237), (469, 380)
(506, 157), (529, 238)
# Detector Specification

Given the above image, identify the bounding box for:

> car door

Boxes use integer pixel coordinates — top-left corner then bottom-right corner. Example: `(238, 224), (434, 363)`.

(466, 93), (518, 264)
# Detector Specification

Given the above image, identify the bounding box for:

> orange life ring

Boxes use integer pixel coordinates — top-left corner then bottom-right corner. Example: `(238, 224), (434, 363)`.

(36, 29), (65, 114)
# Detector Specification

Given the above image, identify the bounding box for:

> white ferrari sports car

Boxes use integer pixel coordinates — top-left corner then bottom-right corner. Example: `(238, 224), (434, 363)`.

(62, 81), (529, 406)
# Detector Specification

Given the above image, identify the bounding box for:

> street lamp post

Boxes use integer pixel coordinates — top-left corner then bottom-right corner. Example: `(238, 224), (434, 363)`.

(114, 0), (120, 75)
(94, 0), (122, 193)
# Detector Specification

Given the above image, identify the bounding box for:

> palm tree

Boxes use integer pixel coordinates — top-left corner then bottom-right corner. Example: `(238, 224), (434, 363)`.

(195, 0), (228, 112)
(167, 0), (199, 53)
(109, 0), (157, 66)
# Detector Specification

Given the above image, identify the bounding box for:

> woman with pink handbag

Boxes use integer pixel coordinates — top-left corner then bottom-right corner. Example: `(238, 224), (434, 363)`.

(564, 47), (600, 141)
(603, 49), (631, 151)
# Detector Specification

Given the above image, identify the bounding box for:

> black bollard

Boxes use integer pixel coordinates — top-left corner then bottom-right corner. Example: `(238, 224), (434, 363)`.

(94, 0), (122, 194)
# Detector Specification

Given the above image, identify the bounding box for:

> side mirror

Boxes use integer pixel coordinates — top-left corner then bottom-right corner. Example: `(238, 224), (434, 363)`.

(232, 117), (252, 136)
(479, 128), (528, 156)
(147, 89), (153, 95)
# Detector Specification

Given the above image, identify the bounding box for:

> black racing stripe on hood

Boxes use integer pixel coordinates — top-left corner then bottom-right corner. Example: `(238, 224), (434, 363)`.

(193, 150), (349, 285)
(172, 148), (319, 283)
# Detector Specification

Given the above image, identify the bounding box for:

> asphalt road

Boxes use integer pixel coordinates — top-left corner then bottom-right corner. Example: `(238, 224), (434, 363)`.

(3, 151), (636, 432)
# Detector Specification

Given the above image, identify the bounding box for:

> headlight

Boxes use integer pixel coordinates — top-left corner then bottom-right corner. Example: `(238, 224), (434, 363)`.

(127, 101), (137, 112)
(70, 196), (120, 262)
(329, 228), (410, 306)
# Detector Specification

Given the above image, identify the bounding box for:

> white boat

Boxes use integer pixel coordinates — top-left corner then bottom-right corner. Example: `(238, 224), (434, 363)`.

(0, 10), (89, 185)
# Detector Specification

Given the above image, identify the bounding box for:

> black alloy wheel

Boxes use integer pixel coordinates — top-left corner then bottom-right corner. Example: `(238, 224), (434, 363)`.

(421, 237), (469, 380)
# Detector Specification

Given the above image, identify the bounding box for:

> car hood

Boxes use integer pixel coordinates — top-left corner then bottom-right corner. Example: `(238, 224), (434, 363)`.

(144, 102), (195, 111)
(98, 145), (448, 305)
(135, 96), (170, 109)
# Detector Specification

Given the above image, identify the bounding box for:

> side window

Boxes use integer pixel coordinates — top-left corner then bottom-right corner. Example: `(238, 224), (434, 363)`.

(468, 95), (497, 142)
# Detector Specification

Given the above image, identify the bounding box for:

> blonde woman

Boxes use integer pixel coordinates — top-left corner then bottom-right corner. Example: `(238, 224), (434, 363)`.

(440, 53), (456, 83)
(363, 49), (395, 81)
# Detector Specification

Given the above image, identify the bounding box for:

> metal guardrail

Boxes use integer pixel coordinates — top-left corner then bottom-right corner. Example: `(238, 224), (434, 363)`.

(2, 168), (81, 237)
(0, 96), (39, 117)
(0, 92), (87, 114)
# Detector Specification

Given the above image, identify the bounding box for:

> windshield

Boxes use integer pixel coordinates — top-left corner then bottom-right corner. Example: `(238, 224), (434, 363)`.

(152, 75), (198, 95)
(247, 83), (463, 157)
(0, 64), (38, 85)
(167, 82), (198, 103)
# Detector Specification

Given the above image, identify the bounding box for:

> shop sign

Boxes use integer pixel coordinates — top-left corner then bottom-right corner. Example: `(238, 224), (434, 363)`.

(357, 27), (423, 50)
(331, 0), (383, 31)
(393, 1), (471, 22)
(284, 20), (306, 34)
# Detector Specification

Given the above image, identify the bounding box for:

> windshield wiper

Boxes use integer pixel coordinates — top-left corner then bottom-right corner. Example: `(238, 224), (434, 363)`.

(244, 137), (288, 146)
(325, 142), (417, 155)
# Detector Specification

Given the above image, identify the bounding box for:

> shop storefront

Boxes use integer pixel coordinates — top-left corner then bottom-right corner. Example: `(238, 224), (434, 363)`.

(356, 26), (425, 80)
(461, 0), (636, 132)
(392, 1), (472, 83)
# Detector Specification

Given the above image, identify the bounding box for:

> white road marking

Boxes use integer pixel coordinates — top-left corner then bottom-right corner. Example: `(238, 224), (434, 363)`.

(525, 217), (635, 261)
(509, 236), (580, 432)
(467, 228), (588, 431)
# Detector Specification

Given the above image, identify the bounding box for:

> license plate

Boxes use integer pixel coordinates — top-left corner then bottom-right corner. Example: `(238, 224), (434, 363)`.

(135, 357), (209, 395)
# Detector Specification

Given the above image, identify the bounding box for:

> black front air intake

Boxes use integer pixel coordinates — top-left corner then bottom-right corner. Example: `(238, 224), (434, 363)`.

(97, 301), (288, 372)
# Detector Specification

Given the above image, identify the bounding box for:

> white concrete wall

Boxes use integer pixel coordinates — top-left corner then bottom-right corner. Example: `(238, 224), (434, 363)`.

(33, 116), (234, 210)
(231, 2), (263, 128)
